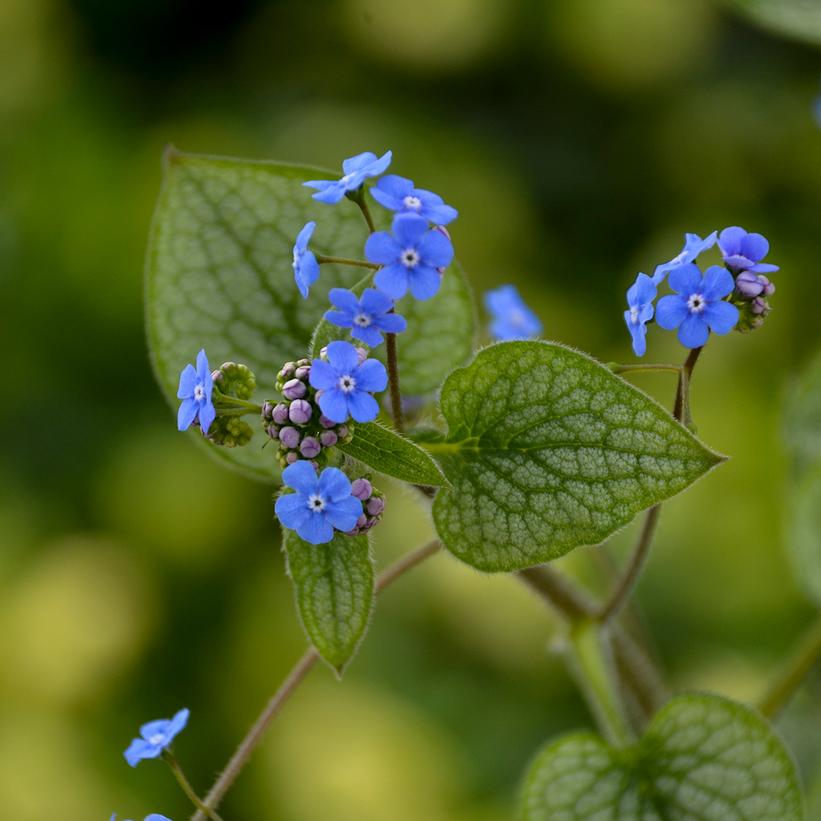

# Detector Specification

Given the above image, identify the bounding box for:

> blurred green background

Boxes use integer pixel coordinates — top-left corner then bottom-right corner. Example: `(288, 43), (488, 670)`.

(2, 0), (821, 818)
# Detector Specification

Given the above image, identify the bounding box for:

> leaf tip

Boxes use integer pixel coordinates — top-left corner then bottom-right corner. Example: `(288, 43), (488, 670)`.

(162, 143), (183, 169)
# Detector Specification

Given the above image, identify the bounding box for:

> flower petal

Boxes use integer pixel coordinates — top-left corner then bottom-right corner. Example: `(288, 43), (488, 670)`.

(703, 300), (739, 335)
(309, 359), (338, 391)
(391, 213), (428, 246)
(275, 493), (311, 531)
(295, 252), (320, 299)
(749, 262), (779, 274)
(347, 390), (380, 423)
(373, 174), (413, 204)
(296, 221), (316, 250)
(374, 264), (409, 299)
(318, 467), (352, 501)
(354, 359), (388, 392)
(364, 231), (401, 266)
(668, 263), (702, 295)
(700, 265), (735, 300)
(318, 389), (349, 423)
(408, 265), (442, 300)
(166, 708), (190, 740)
(198, 400), (216, 435)
(177, 398), (199, 431)
(359, 287), (393, 315)
(342, 152), (377, 174)
(324, 496), (363, 532)
(678, 314), (709, 348)
(351, 325), (384, 347)
(655, 295), (688, 330)
(374, 312), (406, 334)
(311, 183), (346, 204)
(176, 364), (197, 399)
(325, 310), (354, 329)
(326, 340), (360, 374)
(328, 288), (360, 314)
(282, 460), (320, 494)
(418, 230), (454, 269)
(740, 232), (769, 262)
(718, 226), (745, 257)
(297, 513), (334, 545)
(124, 738), (161, 767)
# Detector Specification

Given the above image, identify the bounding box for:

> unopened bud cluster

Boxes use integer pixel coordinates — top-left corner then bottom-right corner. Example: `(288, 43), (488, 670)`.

(347, 477), (386, 535)
(733, 271), (775, 332)
(212, 361), (256, 399)
(262, 357), (353, 468)
(205, 361), (257, 447)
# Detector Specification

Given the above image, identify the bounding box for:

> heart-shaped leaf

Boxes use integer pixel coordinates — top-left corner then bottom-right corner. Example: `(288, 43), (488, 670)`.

(520, 692), (803, 820)
(146, 148), (475, 481)
(338, 422), (446, 486)
(282, 529), (375, 674)
(429, 341), (724, 571)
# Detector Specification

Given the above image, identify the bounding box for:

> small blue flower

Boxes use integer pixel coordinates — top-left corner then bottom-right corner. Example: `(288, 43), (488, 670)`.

(365, 214), (454, 301)
(623, 273), (657, 357)
(655, 264), (739, 349)
(370, 175), (458, 225)
(275, 461), (363, 545)
(484, 285), (542, 341)
(717, 226), (779, 274)
(177, 351), (215, 434)
(111, 815), (172, 821)
(292, 221), (320, 298)
(124, 708), (190, 767)
(304, 151), (393, 204)
(325, 288), (407, 347)
(309, 340), (388, 423)
(652, 231), (718, 285)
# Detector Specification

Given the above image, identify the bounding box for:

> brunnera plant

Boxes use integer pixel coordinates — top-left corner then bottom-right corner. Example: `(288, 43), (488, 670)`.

(114, 145), (819, 821)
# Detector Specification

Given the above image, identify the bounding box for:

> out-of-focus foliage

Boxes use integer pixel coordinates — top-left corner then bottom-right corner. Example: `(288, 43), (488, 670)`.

(2, 0), (820, 818)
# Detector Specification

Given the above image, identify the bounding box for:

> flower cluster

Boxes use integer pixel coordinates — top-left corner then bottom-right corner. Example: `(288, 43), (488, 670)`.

(624, 226), (778, 355)
(347, 477), (386, 535)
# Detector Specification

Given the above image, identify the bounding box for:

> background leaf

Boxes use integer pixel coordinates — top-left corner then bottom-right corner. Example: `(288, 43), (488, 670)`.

(338, 422), (446, 486)
(146, 149), (475, 481)
(282, 528), (375, 674)
(430, 341), (723, 572)
(786, 467), (821, 608)
(728, 0), (821, 48)
(520, 692), (803, 820)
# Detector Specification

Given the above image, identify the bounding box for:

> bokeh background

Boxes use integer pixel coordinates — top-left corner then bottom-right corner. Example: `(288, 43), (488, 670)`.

(2, 0), (821, 818)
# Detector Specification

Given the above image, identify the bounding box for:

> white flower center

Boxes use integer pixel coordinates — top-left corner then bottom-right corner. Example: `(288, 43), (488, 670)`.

(403, 195), (422, 211)
(307, 493), (326, 512)
(194, 384), (206, 402)
(353, 312), (372, 327)
(338, 374), (357, 393)
(292, 248), (301, 270)
(509, 308), (527, 328)
(629, 306), (639, 324)
(341, 172), (357, 186)
(149, 733), (166, 746)
(401, 248), (420, 268)
(687, 293), (706, 314)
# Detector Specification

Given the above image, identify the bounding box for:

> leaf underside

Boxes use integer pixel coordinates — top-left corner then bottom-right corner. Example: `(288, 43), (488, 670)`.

(520, 692), (803, 821)
(431, 341), (724, 572)
(145, 149), (475, 482)
(282, 529), (375, 674)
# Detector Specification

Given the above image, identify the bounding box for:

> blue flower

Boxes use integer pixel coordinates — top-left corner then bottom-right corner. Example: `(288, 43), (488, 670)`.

(655, 264), (739, 349)
(652, 231), (718, 285)
(484, 285), (542, 340)
(293, 221), (320, 298)
(717, 226), (779, 274)
(325, 288), (407, 347)
(123, 708), (190, 767)
(111, 815), (172, 821)
(623, 273), (657, 357)
(304, 151), (393, 204)
(309, 340), (388, 423)
(177, 351), (215, 434)
(371, 175), (458, 225)
(275, 461), (363, 545)
(365, 214), (454, 300)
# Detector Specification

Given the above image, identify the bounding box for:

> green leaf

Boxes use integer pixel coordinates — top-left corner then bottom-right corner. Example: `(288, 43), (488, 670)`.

(145, 148), (475, 481)
(520, 692), (803, 820)
(787, 467), (821, 608)
(338, 422), (446, 486)
(729, 0), (821, 48)
(282, 528), (375, 674)
(430, 341), (724, 572)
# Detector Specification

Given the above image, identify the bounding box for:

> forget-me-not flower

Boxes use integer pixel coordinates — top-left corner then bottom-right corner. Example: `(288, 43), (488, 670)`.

(484, 285), (542, 341)
(177, 351), (215, 434)
(309, 341), (387, 423)
(717, 226), (779, 274)
(623, 273), (657, 357)
(371, 175), (458, 225)
(304, 151), (392, 204)
(275, 461), (363, 544)
(111, 815), (172, 821)
(124, 708), (190, 767)
(365, 214), (454, 301)
(293, 221), (320, 298)
(655, 264), (739, 349)
(652, 231), (718, 285)
(325, 288), (407, 347)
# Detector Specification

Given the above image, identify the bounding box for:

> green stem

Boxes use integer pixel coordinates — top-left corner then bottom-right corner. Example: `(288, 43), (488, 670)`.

(568, 621), (634, 747)
(608, 362), (682, 375)
(190, 539), (442, 821)
(385, 331), (405, 433)
(212, 393), (261, 413)
(597, 347), (702, 622)
(315, 254), (379, 270)
(759, 615), (821, 719)
(164, 751), (223, 821)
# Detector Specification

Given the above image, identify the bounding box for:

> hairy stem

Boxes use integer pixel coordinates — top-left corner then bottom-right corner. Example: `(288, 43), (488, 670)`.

(315, 254), (379, 270)
(191, 539), (442, 821)
(385, 331), (405, 433)
(759, 615), (821, 719)
(597, 346), (702, 622)
(164, 752), (223, 821)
